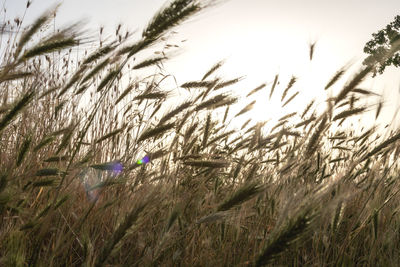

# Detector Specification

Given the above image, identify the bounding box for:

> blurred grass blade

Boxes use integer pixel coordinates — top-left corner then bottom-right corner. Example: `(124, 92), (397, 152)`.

(0, 90), (35, 133)
(255, 208), (316, 266)
(217, 181), (264, 211)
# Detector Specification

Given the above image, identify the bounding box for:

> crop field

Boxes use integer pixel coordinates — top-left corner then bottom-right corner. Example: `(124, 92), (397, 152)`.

(1, 1), (400, 266)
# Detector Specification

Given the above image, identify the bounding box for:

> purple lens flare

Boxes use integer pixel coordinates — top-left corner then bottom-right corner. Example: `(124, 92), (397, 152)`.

(137, 155), (150, 165)
(82, 157), (152, 201)
(111, 162), (124, 174)
(142, 155), (150, 163)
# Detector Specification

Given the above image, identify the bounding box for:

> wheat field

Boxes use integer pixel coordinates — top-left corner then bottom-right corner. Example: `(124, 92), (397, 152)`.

(1, 1), (400, 266)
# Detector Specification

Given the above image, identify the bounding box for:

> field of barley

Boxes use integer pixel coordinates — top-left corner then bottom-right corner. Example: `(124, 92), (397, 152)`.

(1, 1), (400, 266)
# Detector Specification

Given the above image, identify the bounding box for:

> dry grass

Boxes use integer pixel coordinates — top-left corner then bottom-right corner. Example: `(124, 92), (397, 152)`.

(1, 1), (400, 266)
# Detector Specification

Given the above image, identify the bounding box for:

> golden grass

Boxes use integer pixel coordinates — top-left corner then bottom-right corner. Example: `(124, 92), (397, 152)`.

(0, 1), (400, 266)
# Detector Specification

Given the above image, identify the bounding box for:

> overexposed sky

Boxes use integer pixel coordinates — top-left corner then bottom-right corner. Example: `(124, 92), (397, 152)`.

(3, 0), (400, 129)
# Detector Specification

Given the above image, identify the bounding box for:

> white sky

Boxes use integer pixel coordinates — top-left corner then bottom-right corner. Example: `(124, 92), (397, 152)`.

(3, 0), (400, 130)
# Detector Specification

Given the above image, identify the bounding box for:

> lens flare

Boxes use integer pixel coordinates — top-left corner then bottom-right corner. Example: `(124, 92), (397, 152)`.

(137, 155), (150, 165)
(111, 162), (124, 174)
(81, 157), (151, 202)
(142, 155), (150, 163)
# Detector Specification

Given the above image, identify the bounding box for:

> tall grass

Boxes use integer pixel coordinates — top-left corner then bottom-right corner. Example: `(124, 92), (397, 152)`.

(1, 1), (400, 266)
